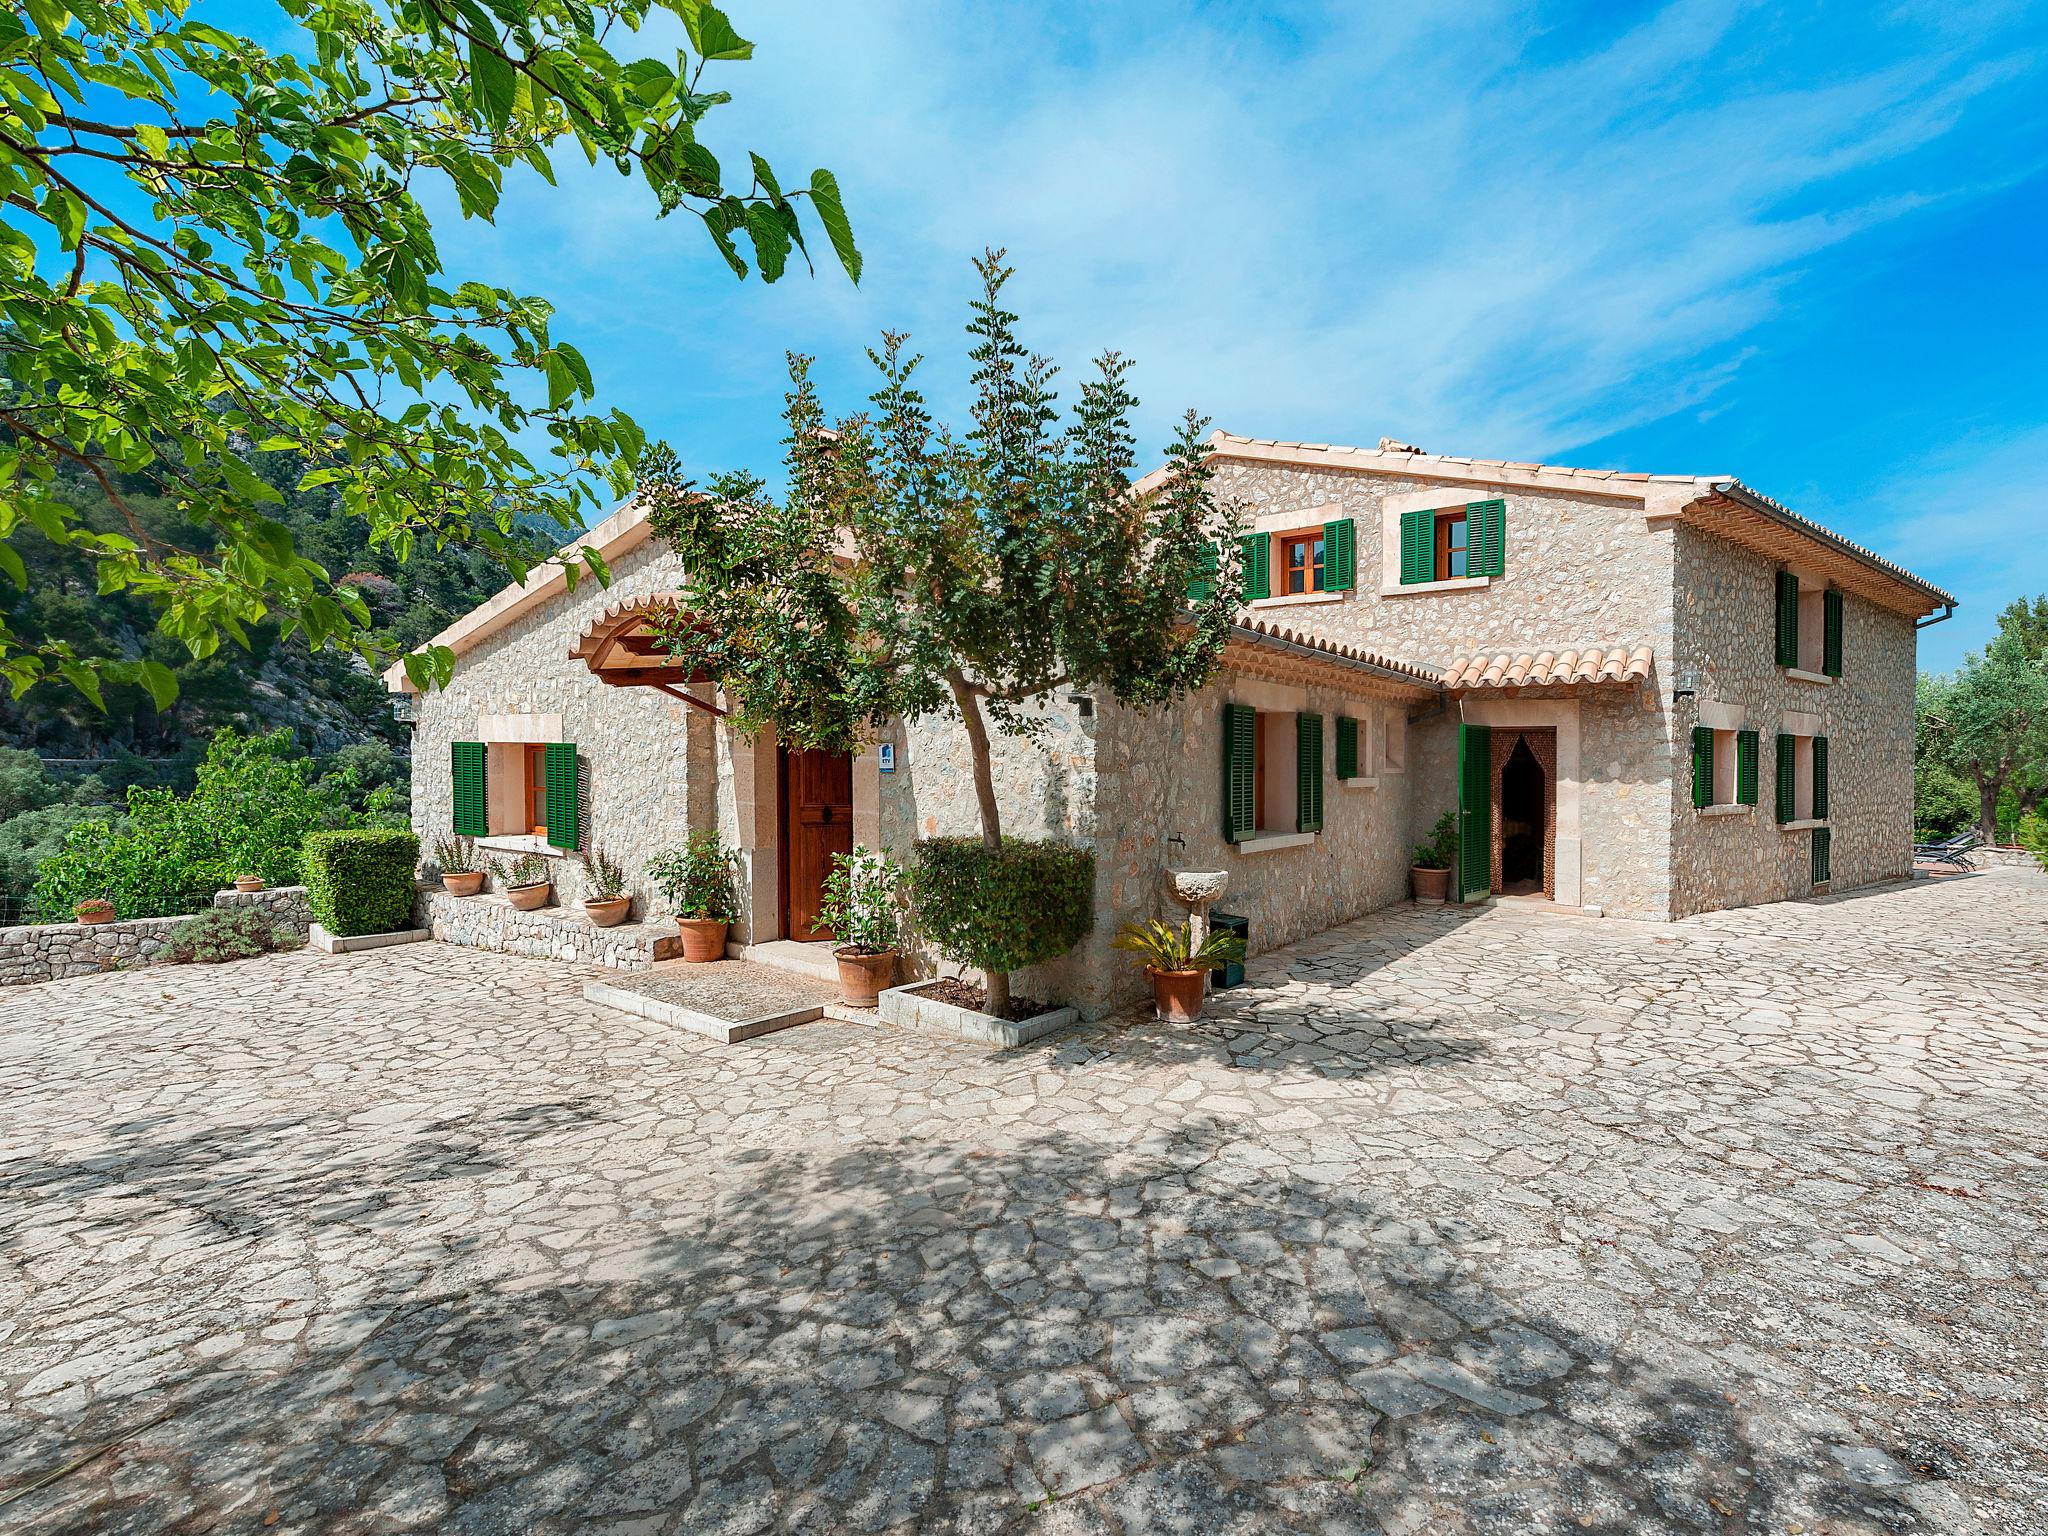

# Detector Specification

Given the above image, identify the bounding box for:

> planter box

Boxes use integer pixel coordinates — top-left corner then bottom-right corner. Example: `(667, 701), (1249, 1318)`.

(308, 924), (430, 955)
(875, 981), (1078, 1048)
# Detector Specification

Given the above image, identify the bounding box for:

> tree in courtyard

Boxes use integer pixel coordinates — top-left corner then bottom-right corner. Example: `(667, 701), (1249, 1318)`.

(1917, 633), (2048, 845)
(0, 0), (860, 707)
(643, 250), (1240, 1013)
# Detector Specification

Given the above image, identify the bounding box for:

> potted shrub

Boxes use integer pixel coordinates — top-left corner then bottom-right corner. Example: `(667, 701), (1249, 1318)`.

(1111, 918), (1246, 1022)
(646, 832), (736, 962)
(433, 835), (486, 897)
(581, 845), (632, 928)
(74, 897), (116, 926)
(499, 852), (553, 911)
(812, 845), (904, 1006)
(233, 873), (266, 893)
(1411, 811), (1457, 903)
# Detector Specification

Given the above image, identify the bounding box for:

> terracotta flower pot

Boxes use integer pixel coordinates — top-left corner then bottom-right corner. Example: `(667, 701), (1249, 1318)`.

(233, 876), (265, 893)
(583, 896), (631, 928)
(1147, 965), (1209, 1022)
(75, 902), (115, 926)
(1411, 866), (1451, 902)
(442, 871), (485, 897)
(506, 881), (551, 911)
(675, 917), (729, 963)
(834, 948), (897, 1007)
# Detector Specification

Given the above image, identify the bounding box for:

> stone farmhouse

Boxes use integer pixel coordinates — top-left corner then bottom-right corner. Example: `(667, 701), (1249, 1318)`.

(387, 430), (1953, 1015)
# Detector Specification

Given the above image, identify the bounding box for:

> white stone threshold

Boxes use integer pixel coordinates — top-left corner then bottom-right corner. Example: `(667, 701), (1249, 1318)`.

(876, 982), (1078, 1048)
(584, 978), (826, 1045)
(730, 937), (842, 982)
(308, 924), (430, 955)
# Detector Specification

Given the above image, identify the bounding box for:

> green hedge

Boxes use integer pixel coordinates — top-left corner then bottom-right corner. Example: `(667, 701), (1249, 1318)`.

(911, 837), (1094, 976)
(303, 828), (419, 937)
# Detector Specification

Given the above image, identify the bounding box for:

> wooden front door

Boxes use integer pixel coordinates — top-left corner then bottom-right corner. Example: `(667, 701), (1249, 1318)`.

(781, 746), (853, 941)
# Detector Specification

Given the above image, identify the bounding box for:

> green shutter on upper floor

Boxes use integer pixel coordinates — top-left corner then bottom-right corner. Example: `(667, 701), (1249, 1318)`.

(1466, 497), (1506, 578)
(1325, 518), (1356, 591)
(1736, 729), (1759, 806)
(1775, 571), (1800, 668)
(1457, 722), (1492, 902)
(1223, 703), (1257, 842)
(1775, 733), (1796, 823)
(451, 741), (487, 837)
(1240, 534), (1269, 601)
(1186, 542), (1220, 603)
(1335, 715), (1359, 780)
(544, 742), (580, 850)
(1296, 712), (1324, 832)
(1399, 509), (1434, 584)
(1691, 726), (1714, 809)
(1823, 589), (1844, 677)
(1812, 735), (1829, 821)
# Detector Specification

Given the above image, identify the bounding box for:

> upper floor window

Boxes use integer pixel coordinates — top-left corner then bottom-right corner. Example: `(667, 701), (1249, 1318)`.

(1390, 496), (1504, 589)
(1278, 530), (1326, 594)
(1435, 509), (1468, 581)
(1775, 571), (1843, 679)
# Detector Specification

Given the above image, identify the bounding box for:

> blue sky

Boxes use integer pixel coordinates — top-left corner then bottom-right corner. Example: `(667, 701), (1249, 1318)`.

(372, 3), (2048, 667)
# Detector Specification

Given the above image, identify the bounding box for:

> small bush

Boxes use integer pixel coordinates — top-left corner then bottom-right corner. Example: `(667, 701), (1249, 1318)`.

(646, 831), (737, 920)
(304, 828), (419, 937)
(911, 837), (1094, 977)
(155, 906), (304, 965)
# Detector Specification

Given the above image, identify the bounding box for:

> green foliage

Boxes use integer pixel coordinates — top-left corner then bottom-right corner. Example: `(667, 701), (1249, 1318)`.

(813, 844), (903, 954)
(497, 851), (551, 889)
(154, 905), (303, 965)
(2017, 809), (2048, 861)
(583, 845), (628, 902)
(303, 827), (419, 937)
(911, 838), (1094, 978)
(430, 834), (482, 876)
(1110, 917), (1244, 974)
(1411, 811), (1458, 871)
(2, 0), (859, 706)
(645, 831), (736, 921)
(1918, 633), (2048, 840)
(1913, 762), (1976, 840)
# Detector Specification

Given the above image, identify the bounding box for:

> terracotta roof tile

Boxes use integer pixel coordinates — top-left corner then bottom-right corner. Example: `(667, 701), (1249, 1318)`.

(1444, 645), (1654, 690)
(1229, 618), (1440, 688)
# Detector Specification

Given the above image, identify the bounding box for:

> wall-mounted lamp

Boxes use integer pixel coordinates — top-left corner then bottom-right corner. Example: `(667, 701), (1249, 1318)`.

(1068, 694), (1095, 719)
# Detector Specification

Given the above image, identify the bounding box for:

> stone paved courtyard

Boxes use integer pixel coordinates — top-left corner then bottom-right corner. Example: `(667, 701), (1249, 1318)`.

(3, 869), (2045, 1536)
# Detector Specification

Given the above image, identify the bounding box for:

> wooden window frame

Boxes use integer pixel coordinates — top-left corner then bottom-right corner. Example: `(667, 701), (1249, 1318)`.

(1276, 530), (1326, 595)
(1433, 510), (1469, 582)
(523, 744), (548, 838)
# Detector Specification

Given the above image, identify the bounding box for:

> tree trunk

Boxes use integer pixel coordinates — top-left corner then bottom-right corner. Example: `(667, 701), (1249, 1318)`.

(1979, 778), (2003, 847)
(946, 671), (1010, 1016)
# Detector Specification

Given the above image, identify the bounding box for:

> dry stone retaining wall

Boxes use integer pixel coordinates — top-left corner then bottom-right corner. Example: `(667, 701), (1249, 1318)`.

(421, 887), (681, 968)
(0, 885), (311, 986)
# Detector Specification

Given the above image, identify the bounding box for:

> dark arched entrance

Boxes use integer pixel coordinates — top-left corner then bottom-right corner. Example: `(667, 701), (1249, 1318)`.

(1500, 736), (1546, 894)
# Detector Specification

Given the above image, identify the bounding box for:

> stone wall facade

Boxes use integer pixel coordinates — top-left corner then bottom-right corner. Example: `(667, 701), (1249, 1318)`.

(419, 887), (682, 968)
(0, 885), (311, 987)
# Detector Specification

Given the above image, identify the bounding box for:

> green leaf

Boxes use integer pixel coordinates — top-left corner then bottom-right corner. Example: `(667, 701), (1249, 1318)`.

(135, 659), (178, 710)
(471, 37), (517, 129)
(745, 202), (790, 282)
(0, 543), (23, 589)
(580, 544), (610, 586)
(684, 2), (753, 60)
(808, 169), (861, 284)
(45, 187), (85, 251)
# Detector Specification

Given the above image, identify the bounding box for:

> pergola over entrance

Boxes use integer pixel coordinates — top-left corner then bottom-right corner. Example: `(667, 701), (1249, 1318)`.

(568, 592), (725, 714)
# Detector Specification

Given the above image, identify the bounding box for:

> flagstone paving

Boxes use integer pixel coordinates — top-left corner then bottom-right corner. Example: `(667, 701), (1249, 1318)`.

(2, 867), (2044, 1535)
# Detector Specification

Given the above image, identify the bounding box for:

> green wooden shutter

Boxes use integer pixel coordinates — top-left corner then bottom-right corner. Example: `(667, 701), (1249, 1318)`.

(1736, 729), (1759, 806)
(1775, 733), (1796, 823)
(1823, 589), (1843, 677)
(1812, 735), (1829, 821)
(1186, 542), (1219, 602)
(1691, 726), (1714, 809)
(1811, 825), (1832, 886)
(1223, 703), (1257, 842)
(1239, 535), (1268, 601)
(544, 742), (580, 850)
(1775, 571), (1800, 668)
(1296, 713), (1324, 832)
(1466, 497), (1506, 577)
(451, 741), (488, 836)
(1399, 509), (1433, 584)
(1325, 519), (1355, 591)
(1335, 716), (1358, 780)
(1457, 722), (1491, 902)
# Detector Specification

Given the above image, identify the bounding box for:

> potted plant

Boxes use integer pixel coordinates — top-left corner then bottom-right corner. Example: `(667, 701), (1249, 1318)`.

(646, 831), (737, 962)
(581, 845), (632, 927)
(1111, 918), (1246, 1022)
(432, 835), (487, 897)
(1411, 811), (1457, 903)
(499, 852), (553, 911)
(74, 897), (116, 926)
(812, 845), (904, 1006)
(233, 873), (266, 893)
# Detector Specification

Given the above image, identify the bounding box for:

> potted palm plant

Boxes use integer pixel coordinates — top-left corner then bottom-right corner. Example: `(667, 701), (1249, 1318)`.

(581, 845), (632, 927)
(74, 897), (116, 926)
(499, 852), (553, 911)
(812, 845), (904, 1006)
(433, 835), (486, 897)
(1410, 811), (1457, 903)
(646, 831), (737, 962)
(1111, 918), (1246, 1022)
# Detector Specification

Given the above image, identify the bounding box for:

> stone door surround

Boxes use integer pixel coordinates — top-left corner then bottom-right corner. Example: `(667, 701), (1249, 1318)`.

(1491, 726), (1557, 899)
(1458, 697), (1583, 907)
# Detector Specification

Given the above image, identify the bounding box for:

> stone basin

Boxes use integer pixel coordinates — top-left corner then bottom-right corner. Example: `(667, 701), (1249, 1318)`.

(1163, 870), (1229, 950)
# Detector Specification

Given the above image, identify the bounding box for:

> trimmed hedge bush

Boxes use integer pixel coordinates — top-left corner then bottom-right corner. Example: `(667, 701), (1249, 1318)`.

(304, 828), (419, 937)
(911, 837), (1095, 976)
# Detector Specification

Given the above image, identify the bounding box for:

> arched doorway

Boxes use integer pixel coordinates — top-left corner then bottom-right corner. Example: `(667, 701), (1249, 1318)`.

(1493, 730), (1555, 897)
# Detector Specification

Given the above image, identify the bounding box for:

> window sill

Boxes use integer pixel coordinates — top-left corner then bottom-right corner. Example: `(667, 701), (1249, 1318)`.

(1231, 831), (1317, 855)
(1339, 776), (1380, 791)
(1783, 667), (1835, 686)
(1778, 818), (1829, 832)
(1248, 590), (1345, 610)
(477, 834), (568, 857)
(1380, 575), (1492, 597)
(1698, 804), (1752, 818)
